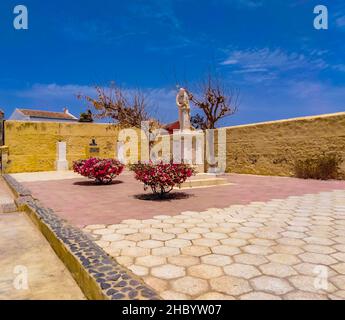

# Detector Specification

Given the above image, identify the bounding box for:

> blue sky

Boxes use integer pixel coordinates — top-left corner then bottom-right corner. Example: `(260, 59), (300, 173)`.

(0, 0), (344, 126)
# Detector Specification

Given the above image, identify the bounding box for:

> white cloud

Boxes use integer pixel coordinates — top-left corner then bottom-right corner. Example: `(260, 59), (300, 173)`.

(221, 47), (327, 71)
(17, 83), (96, 99)
(336, 15), (345, 28)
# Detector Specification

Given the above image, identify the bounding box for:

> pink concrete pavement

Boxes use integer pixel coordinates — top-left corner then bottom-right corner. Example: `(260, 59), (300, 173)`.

(23, 174), (345, 228)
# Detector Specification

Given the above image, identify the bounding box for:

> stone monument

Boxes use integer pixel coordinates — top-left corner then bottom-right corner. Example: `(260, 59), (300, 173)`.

(55, 141), (68, 171)
(173, 88), (205, 173)
(176, 88), (191, 132)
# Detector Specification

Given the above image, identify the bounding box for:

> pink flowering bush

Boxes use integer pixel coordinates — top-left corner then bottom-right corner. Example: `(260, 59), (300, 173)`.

(130, 161), (196, 197)
(73, 158), (124, 184)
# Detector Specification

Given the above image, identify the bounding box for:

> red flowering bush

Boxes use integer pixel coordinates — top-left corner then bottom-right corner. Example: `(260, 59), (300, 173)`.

(130, 161), (196, 197)
(73, 158), (124, 184)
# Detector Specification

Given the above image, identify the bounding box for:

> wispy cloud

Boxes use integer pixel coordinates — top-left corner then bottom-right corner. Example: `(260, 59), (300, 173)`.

(220, 47), (331, 83)
(336, 15), (345, 28)
(221, 47), (327, 71)
(17, 83), (96, 99)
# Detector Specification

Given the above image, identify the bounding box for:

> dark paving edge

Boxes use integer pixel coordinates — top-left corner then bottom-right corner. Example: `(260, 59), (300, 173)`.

(2, 174), (160, 301)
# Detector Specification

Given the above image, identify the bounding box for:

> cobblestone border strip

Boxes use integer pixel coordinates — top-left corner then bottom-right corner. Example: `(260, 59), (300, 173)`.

(3, 174), (160, 300)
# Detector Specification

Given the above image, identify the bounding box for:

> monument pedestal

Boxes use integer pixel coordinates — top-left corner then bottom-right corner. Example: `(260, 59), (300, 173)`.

(172, 130), (205, 174)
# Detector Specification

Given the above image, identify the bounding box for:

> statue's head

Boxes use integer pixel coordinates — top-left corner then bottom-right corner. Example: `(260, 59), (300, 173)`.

(179, 87), (186, 94)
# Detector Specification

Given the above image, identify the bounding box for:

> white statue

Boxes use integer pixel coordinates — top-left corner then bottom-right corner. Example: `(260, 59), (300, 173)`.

(176, 88), (191, 131)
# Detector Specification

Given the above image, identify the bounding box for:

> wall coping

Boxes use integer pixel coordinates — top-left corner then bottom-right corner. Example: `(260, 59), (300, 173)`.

(221, 111), (345, 130)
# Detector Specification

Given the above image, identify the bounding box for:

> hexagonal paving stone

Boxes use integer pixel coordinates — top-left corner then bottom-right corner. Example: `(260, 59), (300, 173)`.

(144, 276), (169, 292)
(259, 262), (297, 277)
(165, 239), (192, 248)
(161, 290), (190, 300)
(299, 252), (337, 265)
(221, 238), (248, 247)
(95, 240), (110, 248)
(168, 255), (200, 267)
(120, 247), (150, 257)
(172, 276), (209, 296)
(151, 233), (176, 241)
(250, 276), (293, 295)
(138, 240), (164, 249)
(277, 238), (306, 246)
(304, 237), (335, 246)
(188, 264), (223, 280)
(101, 233), (125, 241)
(240, 292), (282, 300)
(331, 263), (345, 275)
(177, 233), (202, 240)
(210, 276), (252, 296)
(201, 254), (232, 267)
(272, 245), (304, 255)
(204, 232), (228, 240)
(281, 231), (305, 239)
(163, 227), (186, 234)
(330, 275), (345, 290)
(193, 238), (220, 247)
(151, 264), (186, 280)
(234, 254), (268, 266)
(109, 240), (136, 249)
(136, 255), (166, 267)
(212, 245), (241, 256)
(284, 291), (328, 300)
(196, 292), (235, 300)
(128, 265), (149, 277)
(230, 232), (254, 240)
(140, 227), (164, 235)
(289, 275), (336, 293)
(152, 247), (180, 257)
(115, 256), (133, 267)
(125, 233), (150, 242)
(332, 252), (345, 263)
(224, 263), (261, 279)
(303, 244), (335, 255)
(243, 245), (273, 255)
(84, 224), (106, 230)
(190, 227), (210, 234)
(116, 228), (138, 235)
(268, 253), (301, 266)
(93, 228), (114, 235)
(181, 245), (211, 257)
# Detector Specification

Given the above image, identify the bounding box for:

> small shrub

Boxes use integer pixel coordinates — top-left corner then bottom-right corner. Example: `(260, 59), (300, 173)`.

(130, 161), (196, 197)
(294, 152), (343, 180)
(73, 158), (124, 184)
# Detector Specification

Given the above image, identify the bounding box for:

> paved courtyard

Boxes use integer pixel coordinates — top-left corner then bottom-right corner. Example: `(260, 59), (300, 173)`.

(18, 172), (345, 227)
(13, 171), (345, 300)
(84, 190), (345, 300)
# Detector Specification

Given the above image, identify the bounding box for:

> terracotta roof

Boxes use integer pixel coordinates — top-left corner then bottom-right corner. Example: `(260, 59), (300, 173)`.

(18, 109), (77, 120)
(163, 120), (180, 134)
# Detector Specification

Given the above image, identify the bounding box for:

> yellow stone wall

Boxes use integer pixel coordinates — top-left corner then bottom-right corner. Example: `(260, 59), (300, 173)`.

(222, 112), (345, 177)
(4, 121), (120, 173)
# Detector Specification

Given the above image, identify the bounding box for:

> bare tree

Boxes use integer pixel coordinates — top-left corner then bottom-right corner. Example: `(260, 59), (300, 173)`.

(79, 83), (160, 130)
(187, 74), (240, 129)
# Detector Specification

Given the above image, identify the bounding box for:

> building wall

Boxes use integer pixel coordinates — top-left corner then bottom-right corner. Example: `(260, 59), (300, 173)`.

(4, 121), (121, 173)
(222, 112), (345, 177)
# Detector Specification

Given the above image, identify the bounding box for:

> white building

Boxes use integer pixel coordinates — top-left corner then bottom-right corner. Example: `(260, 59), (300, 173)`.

(9, 108), (78, 122)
